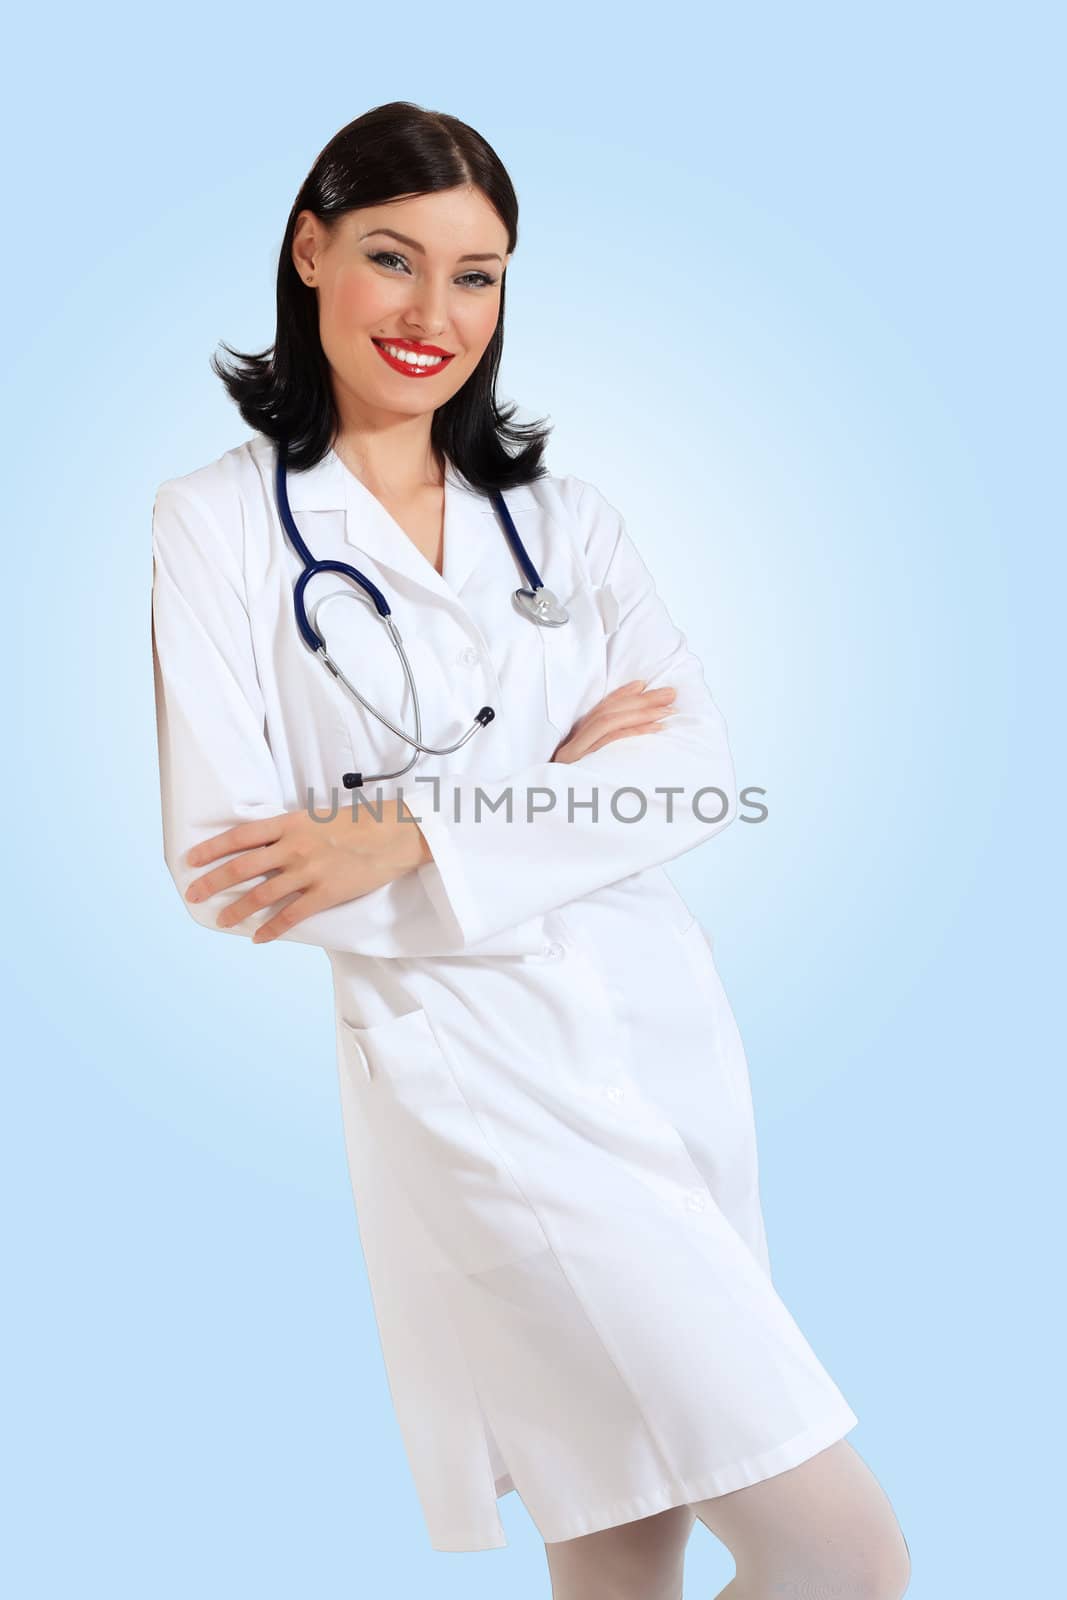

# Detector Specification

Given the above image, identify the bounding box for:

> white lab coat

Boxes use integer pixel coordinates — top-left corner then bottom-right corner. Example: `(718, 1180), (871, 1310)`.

(150, 434), (858, 1551)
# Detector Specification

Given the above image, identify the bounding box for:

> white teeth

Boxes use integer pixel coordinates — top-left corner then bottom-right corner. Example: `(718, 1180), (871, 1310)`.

(379, 342), (445, 367)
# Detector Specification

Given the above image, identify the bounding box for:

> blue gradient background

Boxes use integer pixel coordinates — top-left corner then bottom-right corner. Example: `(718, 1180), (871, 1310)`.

(4, 4), (1061, 1595)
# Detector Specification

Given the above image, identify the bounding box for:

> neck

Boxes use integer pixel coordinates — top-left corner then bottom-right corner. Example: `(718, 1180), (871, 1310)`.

(330, 401), (442, 499)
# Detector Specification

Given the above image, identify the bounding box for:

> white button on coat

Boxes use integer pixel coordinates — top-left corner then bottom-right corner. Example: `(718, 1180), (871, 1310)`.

(151, 434), (858, 1553)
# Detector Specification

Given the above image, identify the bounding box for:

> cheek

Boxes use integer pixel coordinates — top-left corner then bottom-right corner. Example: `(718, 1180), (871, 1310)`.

(457, 299), (501, 356)
(333, 273), (392, 331)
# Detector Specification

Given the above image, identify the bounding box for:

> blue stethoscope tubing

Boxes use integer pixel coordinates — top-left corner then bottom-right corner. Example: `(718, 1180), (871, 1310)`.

(274, 439), (569, 788)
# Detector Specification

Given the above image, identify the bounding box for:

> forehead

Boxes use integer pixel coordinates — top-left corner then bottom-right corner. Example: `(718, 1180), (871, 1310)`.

(348, 188), (509, 251)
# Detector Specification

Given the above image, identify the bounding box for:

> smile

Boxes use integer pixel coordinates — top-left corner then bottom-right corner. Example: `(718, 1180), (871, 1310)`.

(372, 339), (455, 377)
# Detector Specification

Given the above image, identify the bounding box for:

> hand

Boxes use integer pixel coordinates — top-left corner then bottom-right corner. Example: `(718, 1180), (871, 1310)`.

(552, 679), (677, 763)
(183, 796), (432, 943)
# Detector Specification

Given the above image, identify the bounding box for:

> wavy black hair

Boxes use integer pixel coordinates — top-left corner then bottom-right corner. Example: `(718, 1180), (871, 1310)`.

(211, 101), (551, 492)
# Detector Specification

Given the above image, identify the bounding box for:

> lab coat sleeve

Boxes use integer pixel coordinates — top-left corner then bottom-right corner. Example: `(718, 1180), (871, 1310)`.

(412, 477), (739, 946)
(151, 479), (470, 957)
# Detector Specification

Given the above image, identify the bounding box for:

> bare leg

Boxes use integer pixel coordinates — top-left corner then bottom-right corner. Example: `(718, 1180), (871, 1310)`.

(690, 1439), (911, 1599)
(544, 1503), (697, 1600)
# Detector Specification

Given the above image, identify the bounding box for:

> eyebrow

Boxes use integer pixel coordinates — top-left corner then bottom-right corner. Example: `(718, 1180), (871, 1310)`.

(359, 227), (503, 264)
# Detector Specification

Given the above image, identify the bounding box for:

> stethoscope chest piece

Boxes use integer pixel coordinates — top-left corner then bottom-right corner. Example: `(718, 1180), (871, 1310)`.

(513, 585), (569, 626)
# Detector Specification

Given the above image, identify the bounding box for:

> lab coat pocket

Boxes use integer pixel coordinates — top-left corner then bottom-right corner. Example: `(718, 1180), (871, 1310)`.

(538, 583), (614, 739)
(339, 1005), (439, 1084)
(338, 1008), (546, 1276)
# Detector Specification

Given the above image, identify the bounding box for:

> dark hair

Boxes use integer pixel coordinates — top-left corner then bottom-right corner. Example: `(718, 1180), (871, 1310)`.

(211, 101), (551, 493)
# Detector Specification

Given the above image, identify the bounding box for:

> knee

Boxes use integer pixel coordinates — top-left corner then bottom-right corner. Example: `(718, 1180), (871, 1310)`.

(745, 1521), (911, 1600)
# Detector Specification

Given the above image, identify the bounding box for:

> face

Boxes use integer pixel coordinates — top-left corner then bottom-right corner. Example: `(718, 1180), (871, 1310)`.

(292, 185), (510, 425)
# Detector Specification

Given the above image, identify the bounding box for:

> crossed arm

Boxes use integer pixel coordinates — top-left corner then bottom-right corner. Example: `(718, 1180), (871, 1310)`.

(151, 475), (736, 957)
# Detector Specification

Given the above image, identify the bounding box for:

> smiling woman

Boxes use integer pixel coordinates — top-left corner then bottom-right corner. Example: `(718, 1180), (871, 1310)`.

(285, 186), (509, 449)
(211, 104), (544, 494)
(153, 98), (910, 1598)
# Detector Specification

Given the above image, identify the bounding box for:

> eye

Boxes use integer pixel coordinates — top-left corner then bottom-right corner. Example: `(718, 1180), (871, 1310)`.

(368, 251), (497, 288)
(369, 250), (410, 274)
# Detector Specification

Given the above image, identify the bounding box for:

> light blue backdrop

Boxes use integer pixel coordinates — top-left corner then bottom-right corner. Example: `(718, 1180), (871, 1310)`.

(5, 3), (1061, 1595)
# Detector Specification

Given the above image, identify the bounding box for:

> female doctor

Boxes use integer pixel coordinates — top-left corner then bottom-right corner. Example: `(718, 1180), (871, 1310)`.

(150, 102), (910, 1599)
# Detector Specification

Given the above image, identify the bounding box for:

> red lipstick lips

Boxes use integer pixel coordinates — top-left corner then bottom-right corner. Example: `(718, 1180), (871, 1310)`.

(372, 337), (455, 377)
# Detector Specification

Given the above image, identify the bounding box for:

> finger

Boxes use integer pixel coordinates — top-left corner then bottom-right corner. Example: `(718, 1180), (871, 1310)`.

(186, 815), (287, 870)
(251, 885), (328, 944)
(552, 691), (676, 762)
(584, 723), (667, 755)
(591, 694), (671, 723)
(213, 868), (304, 929)
(587, 688), (675, 725)
(186, 848), (284, 904)
(581, 703), (675, 742)
(603, 681), (675, 703)
(571, 714), (672, 759)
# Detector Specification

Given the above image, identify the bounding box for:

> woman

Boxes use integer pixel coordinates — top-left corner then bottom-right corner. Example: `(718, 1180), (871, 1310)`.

(151, 102), (911, 1598)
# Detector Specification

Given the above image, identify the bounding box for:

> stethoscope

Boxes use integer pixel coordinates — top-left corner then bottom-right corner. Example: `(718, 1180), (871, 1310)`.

(274, 439), (570, 789)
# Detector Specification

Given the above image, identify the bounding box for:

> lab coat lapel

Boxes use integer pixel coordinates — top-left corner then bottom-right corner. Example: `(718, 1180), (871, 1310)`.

(440, 464), (498, 599)
(282, 443), (501, 605)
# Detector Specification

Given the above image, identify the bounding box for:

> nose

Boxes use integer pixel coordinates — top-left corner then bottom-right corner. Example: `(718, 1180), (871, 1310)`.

(402, 275), (449, 338)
